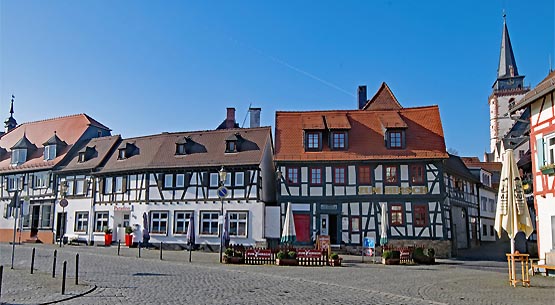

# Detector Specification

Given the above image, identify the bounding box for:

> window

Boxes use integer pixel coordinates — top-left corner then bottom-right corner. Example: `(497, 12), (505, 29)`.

(482, 224), (487, 236)
(490, 225), (494, 236)
(75, 212), (89, 233)
(75, 178), (85, 195)
(388, 131), (403, 148)
(410, 164), (425, 184)
(44, 145), (56, 161)
(385, 165), (398, 184)
(547, 136), (555, 165)
(22, 203), (53, 229)
(489, 199), (495, 212)
(350, 216), (360, 232)
(210, 173), (220, 187)
(286, 167), (299, 185)
(358, 166), (371, 185)
(150, 211), (168, 234)
(305, 132), (321, 151)
(123, 213), (130, 228)
(176, 144), (186, 155)
(228, 211), (248, 237)
(331, 132), (347, 150)
(11, 149), (27, 165)
(226, 141), (237, 153)
(65, 179), (74, 196)
(78, 152), (86, 163)
(118, 149), (126, 160)
(164, 174), (173, 188)
(34, 173), (49, 189)
(309, 168), (322, 185)
(200, 212), (219, 236)
(176, 174), (185, 188)
(174, 211), (192, 234)
(390, 204), (404, 226)
(115, 176), (123, 193)
(413, 204), (428, 227)
(235, 172), (244, 186)
(104, 177), (113, 194)
(481, 197), (488, 212)
(333, 167), (346, 185)
(6, 176), (17, 191)
(95, 212), (109, 232)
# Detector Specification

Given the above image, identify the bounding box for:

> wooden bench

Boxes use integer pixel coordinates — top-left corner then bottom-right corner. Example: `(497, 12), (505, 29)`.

(531, 252), (555, 276)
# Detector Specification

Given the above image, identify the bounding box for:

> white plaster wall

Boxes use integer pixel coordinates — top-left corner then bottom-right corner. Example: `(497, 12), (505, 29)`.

(537, 195), (555, 255)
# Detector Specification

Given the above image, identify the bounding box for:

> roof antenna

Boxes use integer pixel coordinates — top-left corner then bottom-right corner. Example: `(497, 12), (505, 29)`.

(241, 102), (252, 128)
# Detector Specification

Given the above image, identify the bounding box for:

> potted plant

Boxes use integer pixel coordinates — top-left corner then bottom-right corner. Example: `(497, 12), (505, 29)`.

(329, 252), (342, 267)
(276, 250), (298, 266)
(223, 248), (244, 264)
(540, 164), (555, 176)
(382, 250), (400, 265)
(125, 226), (133, 247)
(104, 227), (113, 246)
(412, 247), (435, 264)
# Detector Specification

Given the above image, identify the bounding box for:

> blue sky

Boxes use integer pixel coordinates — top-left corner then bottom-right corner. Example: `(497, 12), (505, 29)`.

(0, 1), (554, 158)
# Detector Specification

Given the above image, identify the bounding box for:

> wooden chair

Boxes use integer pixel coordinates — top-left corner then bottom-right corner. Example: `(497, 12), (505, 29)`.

(531, 252), (555, 276)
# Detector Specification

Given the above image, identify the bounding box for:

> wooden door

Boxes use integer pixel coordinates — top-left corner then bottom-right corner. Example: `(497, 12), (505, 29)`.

(293, 214), (311, 243)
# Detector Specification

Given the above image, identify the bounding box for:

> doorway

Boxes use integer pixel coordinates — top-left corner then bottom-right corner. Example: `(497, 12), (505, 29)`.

(56, 212), (67, 242)
(320, 214), (338, 244)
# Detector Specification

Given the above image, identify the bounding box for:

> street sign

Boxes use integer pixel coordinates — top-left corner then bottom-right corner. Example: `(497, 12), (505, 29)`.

(364, 248), (373, 256)
(59, 198), (69, 208)
(217, 186), (229, 199)
(363, 237), (375, 249)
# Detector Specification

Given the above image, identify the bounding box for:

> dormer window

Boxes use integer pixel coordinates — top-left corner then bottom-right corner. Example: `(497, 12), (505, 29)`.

(175, 136), (192, 156)
(331, 131), (347, 150)
(225, 133), (239, 153)
(11, 149), (27, 165)
(305, 131), (322, 151)
(117, 142), (137, 160)
(44, 144), (56, 161)
(78, 152), (86, 163)
(176, 144), (186, 155)
(386, 129), (405, 149)
(118, 148), (126, 160)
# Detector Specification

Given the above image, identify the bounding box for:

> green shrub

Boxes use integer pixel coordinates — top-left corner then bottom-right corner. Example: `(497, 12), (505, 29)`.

(382, 250), (392, 259)
(391, 250), (401, 259)
(425, 248), (435, 258)
(104, 227), (112, 234)
(330, 253), (340, 260)
(276, 250), (287, 260)
(413, 247), (425, 258)
(125, 226), (133, 234)
(224, 248), (234, 257)
(288, 251), (297, 259)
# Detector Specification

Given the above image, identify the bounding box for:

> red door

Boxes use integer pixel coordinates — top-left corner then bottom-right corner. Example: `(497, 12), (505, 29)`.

(293, 214), (311, 243)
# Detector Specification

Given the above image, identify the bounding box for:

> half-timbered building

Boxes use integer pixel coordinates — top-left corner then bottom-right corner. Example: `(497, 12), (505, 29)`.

(58, 114), (275, 248)
(275, 83), (452, 256)
(510, 70), (555, 257)
(0, 106), (111, 244)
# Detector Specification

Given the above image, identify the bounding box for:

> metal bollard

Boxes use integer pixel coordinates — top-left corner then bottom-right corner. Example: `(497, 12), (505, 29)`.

(160, 242), (163, 260)
(0, 265), (4, 299)
(75, 254), (79, 285)
(138, 242), (141, 258)
(118, 241), (121, 256)
(52, 250), (57, 278)
(31, 248), (36, 274)
(61, 261), (67, 295)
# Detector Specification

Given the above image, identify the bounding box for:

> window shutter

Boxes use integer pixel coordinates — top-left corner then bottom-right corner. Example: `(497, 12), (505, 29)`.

(122, 176), (128, 193)
(244, 171), (251, 186)
(157, 174), (164, 188)
(202, 172), (209, 186)
(384, 131), (389, 148)
(402, 131), (406, 149)
(3, 203), (8, 219)
(99, 178), (104, 194)
(84, 178), (90, 194)
(29, 174), (35, 189)
(185, 173), (191, 187)
(537, 138), (545, 170)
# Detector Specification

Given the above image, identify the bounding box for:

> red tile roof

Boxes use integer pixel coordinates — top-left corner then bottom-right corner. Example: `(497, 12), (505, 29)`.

(325, 114), (351, 129)
(275, 106), (447, 161)
(98, 127), (272, 174)
(461, 157), (502, 173)
(302, 116), (325, 129)
(0, 114), (110, 173)
(362, 82), (403, 110)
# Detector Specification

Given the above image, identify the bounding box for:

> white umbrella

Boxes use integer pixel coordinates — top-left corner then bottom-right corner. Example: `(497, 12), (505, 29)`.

(380, 202), (388, 245)
(186, 214), (195, 262)
(494, 149), (534, 254)
(280, 202), (296, 244)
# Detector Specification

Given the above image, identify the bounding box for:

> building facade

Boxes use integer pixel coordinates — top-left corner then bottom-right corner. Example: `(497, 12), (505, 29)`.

(275, 83), (454, 256)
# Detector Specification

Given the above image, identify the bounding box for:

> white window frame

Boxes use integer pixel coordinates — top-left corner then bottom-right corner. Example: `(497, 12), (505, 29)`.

(228, 211), (248, 238)
(174, 211), (192, 234)
(235, 172), (244, 187)
(115, 176), (123, 193)
(210, 173), (219, 187)
(164, 174), (173, 188)
(75, 178), (85, 195)
(150, 211), (168, 235)
(75, 211), (89, 233)
(104, 177), (113, 194)
(44, 145), (56, 161)
(95, 211), (109, 232)
(546, 134), (555, 165)
(34, 173), (49, 189)
(200, 211), (219, 236)
(176, 174), (185, 188)
(11, 149), (27, 165)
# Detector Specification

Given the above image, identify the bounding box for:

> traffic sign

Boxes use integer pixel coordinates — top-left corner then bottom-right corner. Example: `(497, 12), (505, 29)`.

(59, 198), (69, 208)
(363, 237), (375, 249)
(217, 186), (229, 199)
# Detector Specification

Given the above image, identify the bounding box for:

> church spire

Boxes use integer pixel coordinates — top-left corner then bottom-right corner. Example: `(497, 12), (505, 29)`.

(4, 95), (17, 133)
(497, 13), (519, 79)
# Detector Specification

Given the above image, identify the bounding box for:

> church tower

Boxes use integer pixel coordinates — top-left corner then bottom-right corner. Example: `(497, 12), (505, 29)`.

(4, 95), (17, 133)
(489, 15), (529, 159)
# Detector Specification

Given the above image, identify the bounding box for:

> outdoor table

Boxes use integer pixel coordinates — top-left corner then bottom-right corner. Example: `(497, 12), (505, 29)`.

(506, 253), (530, 287)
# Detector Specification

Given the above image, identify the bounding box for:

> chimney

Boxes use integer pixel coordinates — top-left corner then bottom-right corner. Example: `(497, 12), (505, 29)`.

(249, 107), (261, 128)
(358, 85), (367, 109)
(226, 108), (236, 129)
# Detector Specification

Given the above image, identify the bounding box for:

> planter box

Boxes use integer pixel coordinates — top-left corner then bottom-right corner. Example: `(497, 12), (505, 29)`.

(541, 167), (555, 176)
(104, 234), (112, 246)
(276, 258), (298, 266)
(328, 259), (342, 267)
(414, 256), (435, 265)
(223, 256), (244, 264)
(125, 234), (133, 247)
(382, 258), (400, 265)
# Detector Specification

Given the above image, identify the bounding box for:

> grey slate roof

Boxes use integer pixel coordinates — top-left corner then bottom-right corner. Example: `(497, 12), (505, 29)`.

(497, 18), (519, 79)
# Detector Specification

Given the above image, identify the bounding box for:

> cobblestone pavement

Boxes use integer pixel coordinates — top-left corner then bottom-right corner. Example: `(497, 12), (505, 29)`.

(1, 243), (554, 305)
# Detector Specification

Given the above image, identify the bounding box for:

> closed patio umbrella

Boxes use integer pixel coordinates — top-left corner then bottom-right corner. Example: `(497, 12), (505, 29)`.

(380, 202), (388, 246)
(221, 212), (230, 249)
(494, 149), (534, 254)
(142, 212), (150, 246)
(280, 202), (296, 245)
(186, 214), (195, 262)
